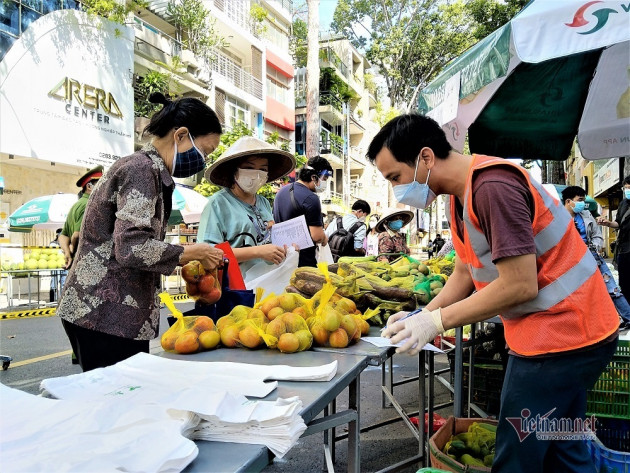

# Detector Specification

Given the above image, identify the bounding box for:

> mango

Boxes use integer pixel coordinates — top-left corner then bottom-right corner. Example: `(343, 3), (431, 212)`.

(220, 325), (240, 348)
(329, 328), (349, 348)
(277, 332), (299, 353)
(174, 330), (200, 354)
(239, 325), (262, 349)
(198, 330), (220, 350)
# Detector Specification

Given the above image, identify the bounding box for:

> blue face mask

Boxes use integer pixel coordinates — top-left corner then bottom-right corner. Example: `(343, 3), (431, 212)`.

(572, 200), (586, 213)
(624, 188), (630, 200)
(388, 219), (403, 231)
(392, 156), (437, 209)
(172, 133), (206, 178)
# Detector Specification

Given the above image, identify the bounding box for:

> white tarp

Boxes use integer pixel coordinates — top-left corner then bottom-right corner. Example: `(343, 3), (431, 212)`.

(578, 42), (630, 159)
(512, 1), (630, 62)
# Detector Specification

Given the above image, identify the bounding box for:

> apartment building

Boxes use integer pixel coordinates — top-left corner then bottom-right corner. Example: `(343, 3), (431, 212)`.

(135, 0), (295, 150)
(294, 34), (388, 216)
(0, 0), (295, 243)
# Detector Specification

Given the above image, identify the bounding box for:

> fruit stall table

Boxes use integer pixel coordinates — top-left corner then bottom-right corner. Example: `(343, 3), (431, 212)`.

(0, 269), (65, 310)
(313, 328), (446, 472)
(160, 347), (370, 473)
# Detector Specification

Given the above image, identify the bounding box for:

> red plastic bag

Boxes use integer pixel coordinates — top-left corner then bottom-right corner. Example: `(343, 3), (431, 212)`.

(410, 413), (447, 433)
(215, 242), (246, 290)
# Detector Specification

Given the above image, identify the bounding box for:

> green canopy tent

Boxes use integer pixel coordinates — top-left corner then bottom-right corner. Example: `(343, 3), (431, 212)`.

(418, 0), (630, 161)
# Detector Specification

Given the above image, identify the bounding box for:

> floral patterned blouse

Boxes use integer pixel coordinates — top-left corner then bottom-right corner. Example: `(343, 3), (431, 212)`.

(57, 145), (184, 340)
(377, 230), (410, 263)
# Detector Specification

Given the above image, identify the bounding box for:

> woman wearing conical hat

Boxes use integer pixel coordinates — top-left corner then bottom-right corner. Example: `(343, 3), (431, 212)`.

(197, 136), (296, 275)
(375, 208), (413, 263)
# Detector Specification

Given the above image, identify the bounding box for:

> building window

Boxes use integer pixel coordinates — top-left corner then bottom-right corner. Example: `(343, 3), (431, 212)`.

(262, 18), (289, 51)
(1, 0), (79, 60)
(266, 76), (290, 104)
(225, 95), (250, 129)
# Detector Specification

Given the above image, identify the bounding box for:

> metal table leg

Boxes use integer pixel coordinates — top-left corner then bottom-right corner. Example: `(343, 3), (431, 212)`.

(348, 377), (360, 473)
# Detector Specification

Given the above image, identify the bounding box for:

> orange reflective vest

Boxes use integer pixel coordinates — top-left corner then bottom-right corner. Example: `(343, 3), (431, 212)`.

(450, 155), (618, 356)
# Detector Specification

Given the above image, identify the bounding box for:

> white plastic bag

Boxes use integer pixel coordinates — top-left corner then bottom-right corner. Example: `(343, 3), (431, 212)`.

(316, 244), (334, 264)
(244, 246), (299, 296)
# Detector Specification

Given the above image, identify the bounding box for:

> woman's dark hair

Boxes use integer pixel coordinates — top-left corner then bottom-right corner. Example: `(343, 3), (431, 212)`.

(366, 114), (452, 166)
(298, 156), (333, 181)
(623, 175), (630, 186)
(143, 92), (222, 138)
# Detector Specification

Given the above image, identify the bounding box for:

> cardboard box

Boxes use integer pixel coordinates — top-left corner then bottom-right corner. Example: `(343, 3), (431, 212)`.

(429, 417), (498, 472)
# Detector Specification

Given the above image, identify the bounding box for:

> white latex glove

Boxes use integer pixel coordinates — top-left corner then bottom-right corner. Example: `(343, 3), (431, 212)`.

(383, 308), (445, 355)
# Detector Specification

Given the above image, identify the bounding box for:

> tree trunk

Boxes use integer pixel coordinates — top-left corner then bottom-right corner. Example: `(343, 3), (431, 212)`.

(541, 160), (548, 183)
(305, 0), (320, 159)
(548, 161), (566, 185)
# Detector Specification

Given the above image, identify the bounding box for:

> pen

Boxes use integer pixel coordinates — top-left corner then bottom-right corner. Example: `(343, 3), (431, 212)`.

(380, 307), (426, 331)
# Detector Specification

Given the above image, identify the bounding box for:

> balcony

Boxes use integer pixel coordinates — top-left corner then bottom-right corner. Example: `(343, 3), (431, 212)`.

(133, 16), (182, 62)
(210, 50), (263, 100)
(213, 0), (259, 39)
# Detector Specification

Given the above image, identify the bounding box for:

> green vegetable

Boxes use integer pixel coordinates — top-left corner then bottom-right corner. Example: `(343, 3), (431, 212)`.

(484, 453), (495, 467)
(460, 454), (485, 467)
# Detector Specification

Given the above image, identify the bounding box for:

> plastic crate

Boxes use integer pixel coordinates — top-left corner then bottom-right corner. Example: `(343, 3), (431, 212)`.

(594, 417), (630, 453)
(585, 423), (630, 473)
(587, 340), (630, 419)
(448, 353), (505, 416)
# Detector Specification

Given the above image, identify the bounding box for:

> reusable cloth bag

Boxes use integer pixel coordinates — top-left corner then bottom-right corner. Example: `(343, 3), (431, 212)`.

(244, 246), (299, 296)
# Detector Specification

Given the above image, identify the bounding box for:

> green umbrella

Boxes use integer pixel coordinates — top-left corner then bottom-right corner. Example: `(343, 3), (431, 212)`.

(9, 194), (78, 231)
(418, 0), (629, 161)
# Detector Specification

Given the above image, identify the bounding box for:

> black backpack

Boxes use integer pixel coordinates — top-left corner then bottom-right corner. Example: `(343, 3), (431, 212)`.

(329, 216), (363, 262)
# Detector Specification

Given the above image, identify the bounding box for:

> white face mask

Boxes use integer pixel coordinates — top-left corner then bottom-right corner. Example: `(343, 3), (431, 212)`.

(235, 168), (268, 195)
(314, 177), (328, 194)
(369, 220), (377, 229)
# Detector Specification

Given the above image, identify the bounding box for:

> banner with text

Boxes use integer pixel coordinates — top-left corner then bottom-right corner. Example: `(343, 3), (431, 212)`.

(0, 10), (134, 168)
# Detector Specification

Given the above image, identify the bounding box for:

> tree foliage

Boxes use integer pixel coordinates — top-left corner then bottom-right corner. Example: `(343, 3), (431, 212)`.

(331, 0), (475, 109)
(167, 0), (226, 63)
(290, 18), (308, 69)
(466, 0), (529, 40)
(80, 0), (147, 25)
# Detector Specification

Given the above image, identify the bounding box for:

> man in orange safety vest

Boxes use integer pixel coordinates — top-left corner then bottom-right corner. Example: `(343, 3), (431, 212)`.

(368, 114), (618, 473)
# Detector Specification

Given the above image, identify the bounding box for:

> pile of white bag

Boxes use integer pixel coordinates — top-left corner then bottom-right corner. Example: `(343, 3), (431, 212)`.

(22, 353), (339, 471)
(0, 383), (199, 473)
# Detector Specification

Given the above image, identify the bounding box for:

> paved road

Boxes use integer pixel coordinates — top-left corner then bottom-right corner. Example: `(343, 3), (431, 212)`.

(0, 303), (454, 473)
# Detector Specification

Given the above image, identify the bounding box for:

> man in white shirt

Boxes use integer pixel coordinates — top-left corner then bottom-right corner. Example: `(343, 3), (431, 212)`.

(325, 200), (371, 260)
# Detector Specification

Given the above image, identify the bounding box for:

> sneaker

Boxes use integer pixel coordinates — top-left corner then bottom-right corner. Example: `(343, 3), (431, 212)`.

(619, 320), (630, 331)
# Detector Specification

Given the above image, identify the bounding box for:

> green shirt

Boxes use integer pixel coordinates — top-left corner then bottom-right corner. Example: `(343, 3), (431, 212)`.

(198, 188), (273, 275)
(61, 194), (89, 236)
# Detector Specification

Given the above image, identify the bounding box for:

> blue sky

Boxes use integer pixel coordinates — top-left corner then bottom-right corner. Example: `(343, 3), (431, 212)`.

(319, 0), (339, 31)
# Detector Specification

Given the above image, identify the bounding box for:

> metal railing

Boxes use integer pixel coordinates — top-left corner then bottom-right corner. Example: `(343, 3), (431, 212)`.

(320, 137), (343, 158)
(133, 16), (182, 57)
(213, 0), (259, 38)
(210, 50), (263, 100)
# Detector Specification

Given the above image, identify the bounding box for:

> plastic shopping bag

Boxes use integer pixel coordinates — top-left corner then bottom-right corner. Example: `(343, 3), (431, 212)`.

(245, 246), (299, 296)
(316, 244), (334, 264)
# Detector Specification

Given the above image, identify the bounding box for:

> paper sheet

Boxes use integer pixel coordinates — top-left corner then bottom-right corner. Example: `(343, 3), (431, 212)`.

(271, 215), (314, 249)
(361, 337), (445, 354)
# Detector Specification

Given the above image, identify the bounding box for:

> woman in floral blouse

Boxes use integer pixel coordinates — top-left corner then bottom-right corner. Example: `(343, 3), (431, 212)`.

(57, 93), (224, 371)
(375, 209), (413, 263)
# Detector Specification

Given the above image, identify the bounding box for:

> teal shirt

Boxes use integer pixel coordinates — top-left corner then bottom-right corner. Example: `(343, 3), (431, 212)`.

(198, 188), (273, 275)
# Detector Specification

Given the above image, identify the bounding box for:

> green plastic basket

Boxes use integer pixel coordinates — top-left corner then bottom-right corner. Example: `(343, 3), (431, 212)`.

(587, 340), (630, 419)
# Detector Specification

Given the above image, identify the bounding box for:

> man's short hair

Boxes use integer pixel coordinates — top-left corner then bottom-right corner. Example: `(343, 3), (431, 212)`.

(366, 114), (452, 166)
(352, 199), (371, 215)
(623, 175), (630, 187)
(298, 156), (333, 182)
(561, 185), (586, 202)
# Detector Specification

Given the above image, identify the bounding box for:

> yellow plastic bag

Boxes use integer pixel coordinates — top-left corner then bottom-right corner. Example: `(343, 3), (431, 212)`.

(159, 293), (219, 354)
